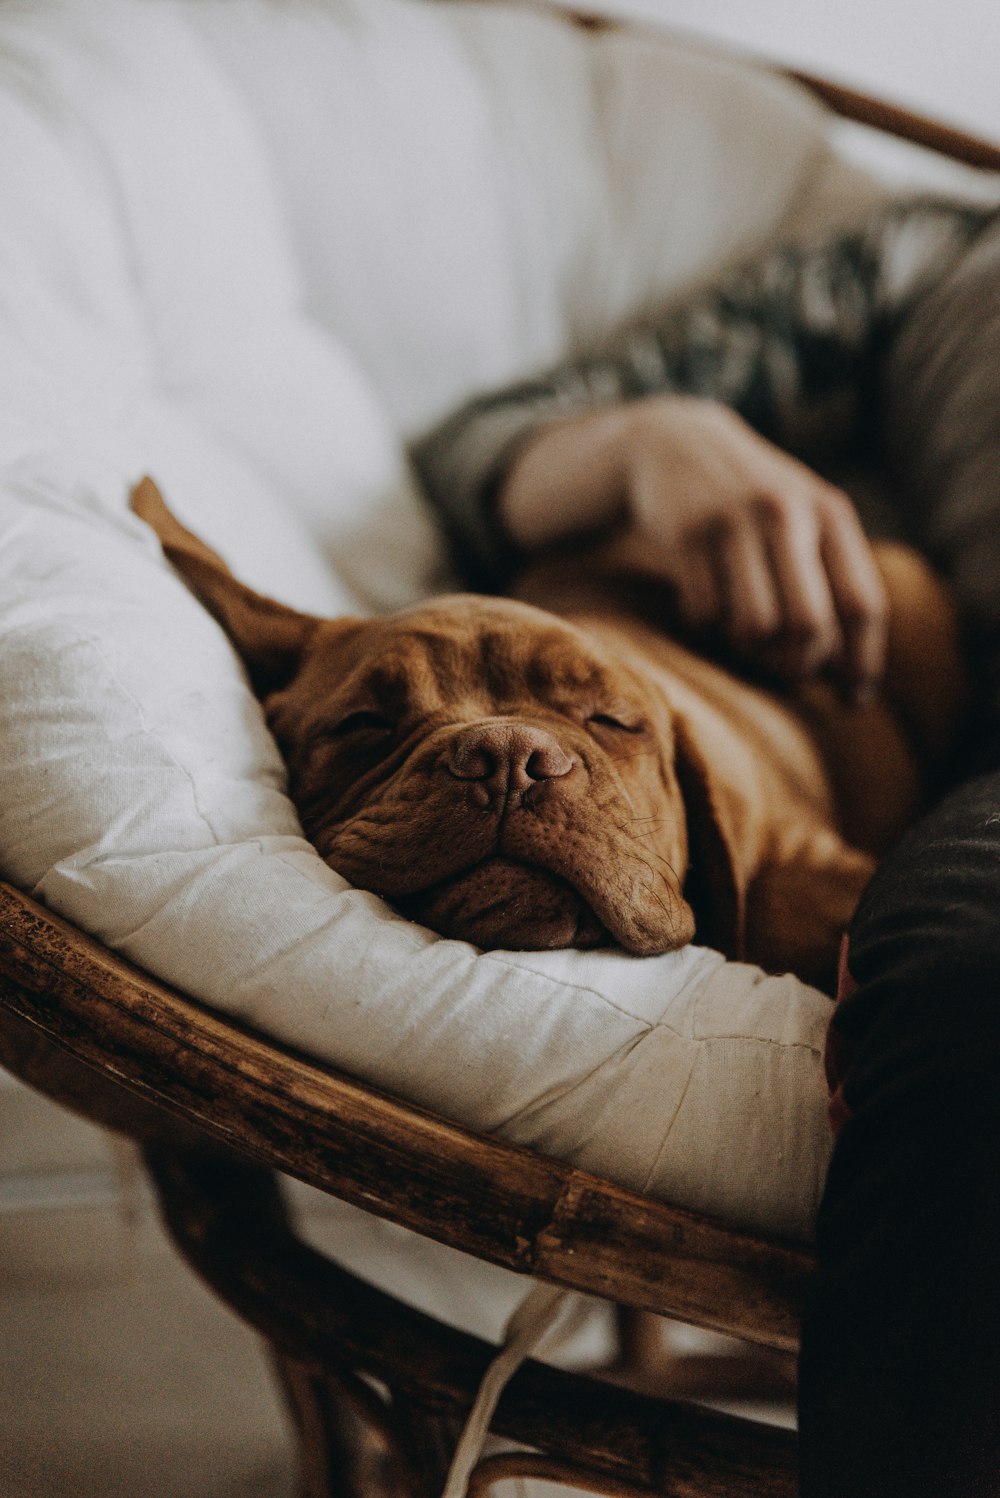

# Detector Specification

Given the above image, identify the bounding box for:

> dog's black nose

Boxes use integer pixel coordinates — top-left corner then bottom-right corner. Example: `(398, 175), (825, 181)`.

(445, 722), (574, 796)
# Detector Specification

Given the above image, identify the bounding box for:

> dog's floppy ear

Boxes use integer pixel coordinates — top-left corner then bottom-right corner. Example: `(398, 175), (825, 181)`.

(131, 476), (319, 697)
(672, 714), (747, 960)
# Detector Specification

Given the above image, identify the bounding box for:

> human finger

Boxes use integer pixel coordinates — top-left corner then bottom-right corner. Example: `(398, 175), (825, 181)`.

(714, 516), (783, 656)
(671, 539), (724, 630)
(759, 490), (843, 679)
(818, 492), (889, 698)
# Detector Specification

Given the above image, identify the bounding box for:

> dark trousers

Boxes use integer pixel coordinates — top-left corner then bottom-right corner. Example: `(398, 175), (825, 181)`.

(799, 753), (1000, 1496)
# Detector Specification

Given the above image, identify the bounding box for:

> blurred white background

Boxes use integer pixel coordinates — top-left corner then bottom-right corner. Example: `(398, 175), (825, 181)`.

(562, 0), (1000, 141)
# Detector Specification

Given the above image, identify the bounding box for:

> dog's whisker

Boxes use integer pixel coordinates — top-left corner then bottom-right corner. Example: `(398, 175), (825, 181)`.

(619, 813), (667, 831)
(630, 849), (684, 901)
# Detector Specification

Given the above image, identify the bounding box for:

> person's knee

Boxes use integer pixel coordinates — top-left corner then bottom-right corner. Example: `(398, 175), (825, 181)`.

(824, 770), (1000, 1129)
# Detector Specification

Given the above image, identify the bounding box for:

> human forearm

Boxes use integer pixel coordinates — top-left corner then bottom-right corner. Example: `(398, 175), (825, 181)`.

(498, 402), (634, 549)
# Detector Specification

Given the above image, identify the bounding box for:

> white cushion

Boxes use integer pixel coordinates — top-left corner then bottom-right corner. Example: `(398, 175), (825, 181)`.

(188, 0), (841, 435)
(0, 0), (859, 1307)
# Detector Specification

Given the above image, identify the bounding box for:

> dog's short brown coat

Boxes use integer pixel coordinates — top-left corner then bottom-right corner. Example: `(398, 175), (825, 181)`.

(132, 478), (965, 988)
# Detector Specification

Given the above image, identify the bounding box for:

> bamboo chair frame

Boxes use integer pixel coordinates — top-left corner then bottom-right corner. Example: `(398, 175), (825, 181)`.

(2, 27), (999, 1497)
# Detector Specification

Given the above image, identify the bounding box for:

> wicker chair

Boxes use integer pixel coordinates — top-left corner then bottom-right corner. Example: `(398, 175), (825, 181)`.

(2, 46), (999, 1498)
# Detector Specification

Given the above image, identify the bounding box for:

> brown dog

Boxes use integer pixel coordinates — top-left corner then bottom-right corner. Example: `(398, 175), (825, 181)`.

(131, 478), (964, 989)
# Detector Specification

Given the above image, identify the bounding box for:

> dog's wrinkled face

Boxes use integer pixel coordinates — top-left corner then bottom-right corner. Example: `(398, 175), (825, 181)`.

(131, 478), (732, 955)
(266, 595), (694, 953)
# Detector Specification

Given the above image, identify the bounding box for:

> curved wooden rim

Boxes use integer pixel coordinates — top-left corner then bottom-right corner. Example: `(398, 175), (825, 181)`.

(560, 3), (1000, 173)
(0, 881), (811, 1348)
(788, 68), (1000, 173)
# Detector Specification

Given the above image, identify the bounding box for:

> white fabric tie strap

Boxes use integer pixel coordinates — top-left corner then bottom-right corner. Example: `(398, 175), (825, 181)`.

(440, 1281), (576, 1498)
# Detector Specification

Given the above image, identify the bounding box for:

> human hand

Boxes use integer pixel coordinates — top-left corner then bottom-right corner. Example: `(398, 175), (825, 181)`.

(501, 395), (887, 699)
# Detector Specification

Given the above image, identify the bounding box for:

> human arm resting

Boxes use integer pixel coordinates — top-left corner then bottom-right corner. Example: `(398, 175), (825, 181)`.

(412, 196), (997, 697)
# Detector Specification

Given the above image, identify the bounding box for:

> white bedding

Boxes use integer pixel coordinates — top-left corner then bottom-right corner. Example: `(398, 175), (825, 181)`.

(0, 0), (895, 1323)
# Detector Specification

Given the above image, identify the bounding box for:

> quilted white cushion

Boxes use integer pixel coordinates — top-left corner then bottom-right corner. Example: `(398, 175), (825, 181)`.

(189, 0), (844, 435)
(0, 0), (880, 1315)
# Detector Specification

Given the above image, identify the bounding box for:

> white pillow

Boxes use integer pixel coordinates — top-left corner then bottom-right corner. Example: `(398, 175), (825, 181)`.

(0, 0), (838, 1289)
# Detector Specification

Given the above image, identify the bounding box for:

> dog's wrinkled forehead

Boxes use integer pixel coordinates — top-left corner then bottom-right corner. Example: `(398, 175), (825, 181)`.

(309, 595), (619, 720)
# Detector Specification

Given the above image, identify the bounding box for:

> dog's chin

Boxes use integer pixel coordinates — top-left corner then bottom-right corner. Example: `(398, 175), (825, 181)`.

(400, 857), (609, 951)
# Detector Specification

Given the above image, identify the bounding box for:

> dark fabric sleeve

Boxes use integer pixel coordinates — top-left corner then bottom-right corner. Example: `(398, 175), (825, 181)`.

(409, 196), (997, 591)
(881, 207), (1000, 718)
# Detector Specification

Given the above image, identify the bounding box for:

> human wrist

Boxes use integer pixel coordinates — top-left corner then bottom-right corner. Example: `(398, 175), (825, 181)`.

(497, 403), (634, 550)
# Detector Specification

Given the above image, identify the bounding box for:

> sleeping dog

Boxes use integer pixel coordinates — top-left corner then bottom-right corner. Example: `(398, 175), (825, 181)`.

(132, 478), (964, 989)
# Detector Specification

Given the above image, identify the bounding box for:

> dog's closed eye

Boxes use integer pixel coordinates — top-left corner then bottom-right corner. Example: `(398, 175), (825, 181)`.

(330, 710), (396, 739)
(585, 709), (647, 736)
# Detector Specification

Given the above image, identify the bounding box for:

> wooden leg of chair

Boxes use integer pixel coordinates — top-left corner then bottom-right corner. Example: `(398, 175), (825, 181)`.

(269, 1346), (407, 1498)
(615, 1306), (673, 1374)
(391, 1392), (466, 1498)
